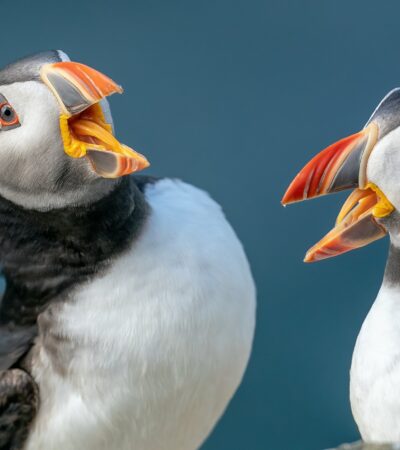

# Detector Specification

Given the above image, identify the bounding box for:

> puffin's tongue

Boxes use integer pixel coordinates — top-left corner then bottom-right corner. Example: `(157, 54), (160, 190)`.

(63, 113), (149, 178)
(68, 115), (149, 175)
(71, 119), (128, 154)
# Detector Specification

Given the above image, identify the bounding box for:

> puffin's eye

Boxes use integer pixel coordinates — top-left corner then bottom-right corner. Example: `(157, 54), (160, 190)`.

(0, 103), (19, 127)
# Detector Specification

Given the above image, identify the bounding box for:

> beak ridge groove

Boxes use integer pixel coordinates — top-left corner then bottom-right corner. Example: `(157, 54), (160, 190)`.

(281, 123), (378, 206)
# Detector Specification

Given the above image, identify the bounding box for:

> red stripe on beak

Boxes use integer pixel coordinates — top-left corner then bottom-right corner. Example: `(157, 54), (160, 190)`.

(281, 126), (378, 205)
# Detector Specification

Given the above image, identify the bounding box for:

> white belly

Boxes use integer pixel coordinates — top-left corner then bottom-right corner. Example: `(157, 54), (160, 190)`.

(23, 179), (256, 450)
(350, 284), (400, 442)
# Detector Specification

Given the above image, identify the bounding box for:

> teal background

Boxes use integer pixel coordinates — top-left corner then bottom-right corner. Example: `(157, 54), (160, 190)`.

(4, 1), (400, 449)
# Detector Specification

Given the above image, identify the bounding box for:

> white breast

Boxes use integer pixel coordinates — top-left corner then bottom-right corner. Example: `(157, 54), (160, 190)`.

(350, 283), (400, 442)
(24, 179), (256, 450)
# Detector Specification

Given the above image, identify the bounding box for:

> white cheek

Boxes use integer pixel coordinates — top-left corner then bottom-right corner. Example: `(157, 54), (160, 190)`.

(367, 127), (400, 211)
(0, 81), (62, 160)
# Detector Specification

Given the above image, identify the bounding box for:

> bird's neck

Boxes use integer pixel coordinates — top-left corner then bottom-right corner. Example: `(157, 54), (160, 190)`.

(383, 242), (400, 288)
(0, 176), (149, 326)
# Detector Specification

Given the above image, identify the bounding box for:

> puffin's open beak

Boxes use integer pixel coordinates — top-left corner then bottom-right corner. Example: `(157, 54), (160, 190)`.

(40, 61), (149, 178)
(282, 123), (394, 262)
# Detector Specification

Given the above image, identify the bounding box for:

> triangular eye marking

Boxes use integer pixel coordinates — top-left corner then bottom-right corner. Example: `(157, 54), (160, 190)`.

(0, 94), (20, 130)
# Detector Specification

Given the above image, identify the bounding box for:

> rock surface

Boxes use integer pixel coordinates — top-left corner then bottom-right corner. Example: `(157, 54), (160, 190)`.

(327, 443), (400, 450)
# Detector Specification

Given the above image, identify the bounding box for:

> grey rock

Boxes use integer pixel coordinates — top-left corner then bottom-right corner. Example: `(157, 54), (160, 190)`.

(326, 442), (400, 450)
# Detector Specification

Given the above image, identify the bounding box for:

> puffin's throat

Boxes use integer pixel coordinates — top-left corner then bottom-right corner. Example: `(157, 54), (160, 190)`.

(0, 177), (148, 327)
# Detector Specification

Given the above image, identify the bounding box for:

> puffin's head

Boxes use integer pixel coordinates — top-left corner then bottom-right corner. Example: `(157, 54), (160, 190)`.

(0, 50), (149, 209)
(282, 89), (400, 262)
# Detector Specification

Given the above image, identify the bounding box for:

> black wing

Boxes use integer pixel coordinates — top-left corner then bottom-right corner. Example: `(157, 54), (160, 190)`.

(0, 275), (39, 450)
(0, 369), (38, 450)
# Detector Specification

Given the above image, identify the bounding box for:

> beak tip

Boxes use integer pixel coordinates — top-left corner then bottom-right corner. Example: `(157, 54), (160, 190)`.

(304, 248), (319, 263)
(137, 155), (150, 171)
(281, 190), (291, 205)
(281, 193), (291, 206)
(281, 179), (307, 205)
(140, 160), (150, 170)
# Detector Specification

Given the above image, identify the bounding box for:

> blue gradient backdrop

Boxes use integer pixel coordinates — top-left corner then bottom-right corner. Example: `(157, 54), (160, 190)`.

(4, 1), (400, 449)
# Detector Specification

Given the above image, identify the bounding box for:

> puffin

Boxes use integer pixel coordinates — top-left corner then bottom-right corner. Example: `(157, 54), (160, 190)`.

(0, 50), (256, 450)
(282, 88), (400, 443)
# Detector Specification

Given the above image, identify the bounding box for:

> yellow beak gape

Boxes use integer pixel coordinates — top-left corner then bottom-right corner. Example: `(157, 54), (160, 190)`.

(367, 183), (394, 218)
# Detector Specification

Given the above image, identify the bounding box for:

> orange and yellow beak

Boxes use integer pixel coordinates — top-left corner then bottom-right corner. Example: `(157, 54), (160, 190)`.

(282, 123), (394, 262)
(40, 61), (149, 178)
